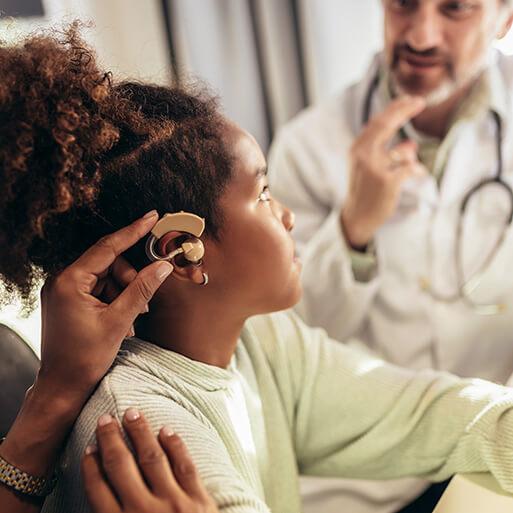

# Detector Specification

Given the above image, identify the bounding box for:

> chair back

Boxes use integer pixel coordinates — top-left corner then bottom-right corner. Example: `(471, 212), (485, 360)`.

(0, 324), (39, 437)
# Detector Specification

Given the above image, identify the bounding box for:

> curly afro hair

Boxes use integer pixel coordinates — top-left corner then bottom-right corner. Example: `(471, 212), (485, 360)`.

(0, 24), (233, 308)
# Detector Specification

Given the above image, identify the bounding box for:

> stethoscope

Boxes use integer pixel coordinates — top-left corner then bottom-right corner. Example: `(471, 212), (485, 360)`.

(363, 72), (513, 315)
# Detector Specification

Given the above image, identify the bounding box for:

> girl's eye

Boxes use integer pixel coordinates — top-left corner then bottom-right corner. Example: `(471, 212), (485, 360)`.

(259, 186), (271, 202)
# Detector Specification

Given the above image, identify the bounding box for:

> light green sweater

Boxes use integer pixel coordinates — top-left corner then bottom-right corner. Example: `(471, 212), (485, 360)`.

(44, 311), (513, 513)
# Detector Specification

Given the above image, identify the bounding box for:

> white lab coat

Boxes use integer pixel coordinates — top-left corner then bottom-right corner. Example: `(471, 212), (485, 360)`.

(268, 52), (513, 513)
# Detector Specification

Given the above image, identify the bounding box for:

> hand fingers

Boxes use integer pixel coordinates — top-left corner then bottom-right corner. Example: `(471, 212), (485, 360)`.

(365, 96), (426, 147)
(91, 277), (107, 298)
(159, 428), (208, 501)
(111, 256), (138, 288)
(388, 140), (418, 168)
(392, 162), (427, 181)
(100, 277), (123, 305)
(81, 447), (122, 513)
(106, 261), (173, 329)
(94, 414), (150, 509)
(70, 211), (159, 278)
(94, 281), (143, 339)
(122, 409), (184, 498)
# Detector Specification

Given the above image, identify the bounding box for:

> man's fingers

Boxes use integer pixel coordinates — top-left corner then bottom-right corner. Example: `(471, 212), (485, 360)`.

(107, 261), (173, 327)
(95, 415), (150, 508)
(387, 140), (418, 168)
(159, 429), (208, 501)
(365, 96), (426, 147)
(81, 448), (122, 513)
(392, 162), (427, 182)
(122, 409), (183, 498)
(70, 211), (159, 278)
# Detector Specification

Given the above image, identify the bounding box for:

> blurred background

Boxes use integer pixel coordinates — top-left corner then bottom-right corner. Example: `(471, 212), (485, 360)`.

(1, 0), (513, 354)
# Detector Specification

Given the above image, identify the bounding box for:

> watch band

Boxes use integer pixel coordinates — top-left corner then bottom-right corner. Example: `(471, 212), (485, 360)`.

(0, 442), (57, 497)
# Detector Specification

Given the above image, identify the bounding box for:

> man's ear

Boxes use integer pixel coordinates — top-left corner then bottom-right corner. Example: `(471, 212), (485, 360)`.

(497, 11), (513, 40)
(157, 231), (206, 285)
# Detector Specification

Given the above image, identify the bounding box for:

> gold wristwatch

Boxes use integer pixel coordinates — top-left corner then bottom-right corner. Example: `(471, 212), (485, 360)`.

(0, 445), (57, 497)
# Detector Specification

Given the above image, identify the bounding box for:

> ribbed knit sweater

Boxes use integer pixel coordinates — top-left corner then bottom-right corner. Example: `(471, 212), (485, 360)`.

(43, 311), (513, 513)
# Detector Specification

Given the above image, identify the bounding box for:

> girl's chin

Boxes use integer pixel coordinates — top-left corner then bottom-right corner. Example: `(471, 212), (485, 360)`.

(260, 282), (303, 316)
(279, 280), (303, 312)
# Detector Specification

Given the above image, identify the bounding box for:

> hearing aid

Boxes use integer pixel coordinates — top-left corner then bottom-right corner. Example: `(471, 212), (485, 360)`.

(145, 212), (205, 265)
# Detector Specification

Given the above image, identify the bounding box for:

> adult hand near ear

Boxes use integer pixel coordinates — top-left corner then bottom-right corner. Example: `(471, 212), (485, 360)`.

(82, 410), (219, 513)
(37, 210), (173, 400)
(0, 211), (173, 513)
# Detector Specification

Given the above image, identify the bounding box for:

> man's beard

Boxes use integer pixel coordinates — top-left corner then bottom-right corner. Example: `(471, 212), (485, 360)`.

(388, 44), (489, 107)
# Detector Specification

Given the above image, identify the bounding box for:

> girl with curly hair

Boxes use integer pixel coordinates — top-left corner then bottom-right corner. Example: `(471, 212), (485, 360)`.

(2, 25), (513, 513)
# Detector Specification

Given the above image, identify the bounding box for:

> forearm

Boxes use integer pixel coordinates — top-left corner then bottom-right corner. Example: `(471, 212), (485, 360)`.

(341, 376), (513, 487)
(0, 377), (87, 513)
(295, 330), (513, 490)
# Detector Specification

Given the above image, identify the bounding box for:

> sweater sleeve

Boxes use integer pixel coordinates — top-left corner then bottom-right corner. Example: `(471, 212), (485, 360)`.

(43, 373), (270, 513)
(263, 311), (513, 492)
(134, 395), (271, 513)
(268, 124), (379, 340)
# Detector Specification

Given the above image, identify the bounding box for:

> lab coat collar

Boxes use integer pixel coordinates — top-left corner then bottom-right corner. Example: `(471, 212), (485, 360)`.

(488, 50), (510, 121)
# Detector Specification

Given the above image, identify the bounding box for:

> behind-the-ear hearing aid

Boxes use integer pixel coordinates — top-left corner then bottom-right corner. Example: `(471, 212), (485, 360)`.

(145, 212), (205, 265)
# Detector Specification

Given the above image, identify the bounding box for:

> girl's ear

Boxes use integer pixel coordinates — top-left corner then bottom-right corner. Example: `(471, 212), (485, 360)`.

(158, 231), (206, 285)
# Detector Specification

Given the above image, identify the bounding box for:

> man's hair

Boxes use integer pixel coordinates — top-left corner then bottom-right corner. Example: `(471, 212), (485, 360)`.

(0, 24), (233, 307)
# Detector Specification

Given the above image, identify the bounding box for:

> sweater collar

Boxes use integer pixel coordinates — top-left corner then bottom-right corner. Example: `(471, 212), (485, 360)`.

(116, 336), (239, 392)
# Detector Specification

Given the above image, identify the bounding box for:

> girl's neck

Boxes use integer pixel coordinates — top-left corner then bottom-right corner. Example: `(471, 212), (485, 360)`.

(139, 298), (245, 369)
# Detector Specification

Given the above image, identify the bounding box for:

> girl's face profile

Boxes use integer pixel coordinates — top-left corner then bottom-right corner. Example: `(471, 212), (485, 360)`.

(204, 121), (302, 316)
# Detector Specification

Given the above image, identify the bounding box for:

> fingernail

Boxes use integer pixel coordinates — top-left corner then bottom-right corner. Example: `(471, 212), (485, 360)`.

(98, 414), (113, 427)
(143, 210), (158, 219)
(161, 425), (174, 437)
(85, 444), (97, 455)
(156, 262), (173, 281)
(125, 408), (140, 422)
(142, 304), (149, 314)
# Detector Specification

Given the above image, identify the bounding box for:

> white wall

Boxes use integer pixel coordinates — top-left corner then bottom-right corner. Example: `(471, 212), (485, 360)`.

(301, 0), (383, 103)
(1, 0), (171, 84)
(171, 0), (270, 148)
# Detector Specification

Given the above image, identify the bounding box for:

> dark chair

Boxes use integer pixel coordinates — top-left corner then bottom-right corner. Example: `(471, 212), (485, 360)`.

(0, 324), (39, 437)
(396, 480), (450, 513)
